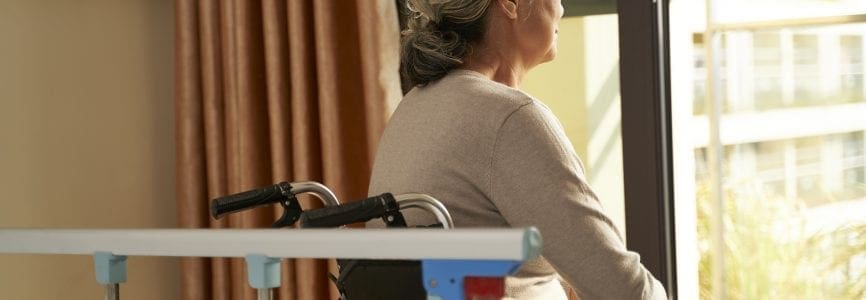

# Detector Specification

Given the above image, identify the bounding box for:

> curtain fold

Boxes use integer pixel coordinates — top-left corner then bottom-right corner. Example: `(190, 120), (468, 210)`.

(175, 0), (400, 299)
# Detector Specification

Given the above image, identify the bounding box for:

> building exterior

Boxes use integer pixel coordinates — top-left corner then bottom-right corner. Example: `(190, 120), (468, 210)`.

(672, 0), (866, 298)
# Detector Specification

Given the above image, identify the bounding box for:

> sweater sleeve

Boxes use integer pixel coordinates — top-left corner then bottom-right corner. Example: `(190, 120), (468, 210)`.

(488, 102), (667, 300)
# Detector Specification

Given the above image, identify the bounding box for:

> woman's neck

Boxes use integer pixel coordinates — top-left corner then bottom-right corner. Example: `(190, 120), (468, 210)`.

(460, 46), (529, 88)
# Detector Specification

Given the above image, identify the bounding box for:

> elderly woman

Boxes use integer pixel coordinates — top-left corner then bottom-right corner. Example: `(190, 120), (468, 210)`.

(368, 0), (668, 299)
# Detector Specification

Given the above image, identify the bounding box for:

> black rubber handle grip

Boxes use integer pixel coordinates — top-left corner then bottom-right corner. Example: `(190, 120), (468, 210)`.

(211, 182), (292, 219)
(299, 193), (398, 228)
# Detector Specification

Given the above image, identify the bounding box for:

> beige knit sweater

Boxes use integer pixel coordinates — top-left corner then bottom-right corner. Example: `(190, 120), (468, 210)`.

(367, 69), (667, 299)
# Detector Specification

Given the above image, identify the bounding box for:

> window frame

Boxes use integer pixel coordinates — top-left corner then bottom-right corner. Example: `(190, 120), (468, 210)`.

(617, 0), (678, 296)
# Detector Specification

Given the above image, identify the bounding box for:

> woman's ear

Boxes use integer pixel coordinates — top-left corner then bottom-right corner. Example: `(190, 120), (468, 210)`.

(495, 0), (519, 19)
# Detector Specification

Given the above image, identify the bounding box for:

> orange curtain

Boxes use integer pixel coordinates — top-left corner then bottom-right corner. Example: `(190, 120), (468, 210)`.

(174, 0), (400, 299)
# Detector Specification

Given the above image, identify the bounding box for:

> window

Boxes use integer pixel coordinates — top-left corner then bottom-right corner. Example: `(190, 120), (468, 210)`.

(840, 35), (864, 103)
(670, 0), (866, 298)
(752, 32), (784, 111)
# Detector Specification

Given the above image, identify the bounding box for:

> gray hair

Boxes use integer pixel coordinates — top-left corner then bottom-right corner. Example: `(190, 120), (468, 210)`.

(401, 0), (493, 86)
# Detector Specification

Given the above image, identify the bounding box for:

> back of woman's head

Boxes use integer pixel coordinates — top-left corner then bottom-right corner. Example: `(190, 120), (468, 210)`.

(401, 0), (493, 87)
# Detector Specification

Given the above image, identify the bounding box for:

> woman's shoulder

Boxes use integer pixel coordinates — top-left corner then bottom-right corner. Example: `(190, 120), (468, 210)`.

(415, 69), (537, 111)
(393, 70), (549, 137)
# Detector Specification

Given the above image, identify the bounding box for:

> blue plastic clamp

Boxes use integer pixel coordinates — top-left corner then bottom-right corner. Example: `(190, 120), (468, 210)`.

(421, 259), (522, 300)
(245, 254), (281, 289)
(93, 252), (128, 285)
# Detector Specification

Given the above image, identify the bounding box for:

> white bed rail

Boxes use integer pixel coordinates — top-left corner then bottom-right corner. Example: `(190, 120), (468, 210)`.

(0, 228), (540, 260)
(0, 228), (541, 300)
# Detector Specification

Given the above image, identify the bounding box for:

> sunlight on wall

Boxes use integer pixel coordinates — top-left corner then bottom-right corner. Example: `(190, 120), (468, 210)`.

(521, 15), (626, 235)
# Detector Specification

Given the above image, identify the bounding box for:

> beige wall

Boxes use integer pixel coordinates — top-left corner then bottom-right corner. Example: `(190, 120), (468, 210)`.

(522, 15), (626, 235)
(0, 1), (178, 299)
